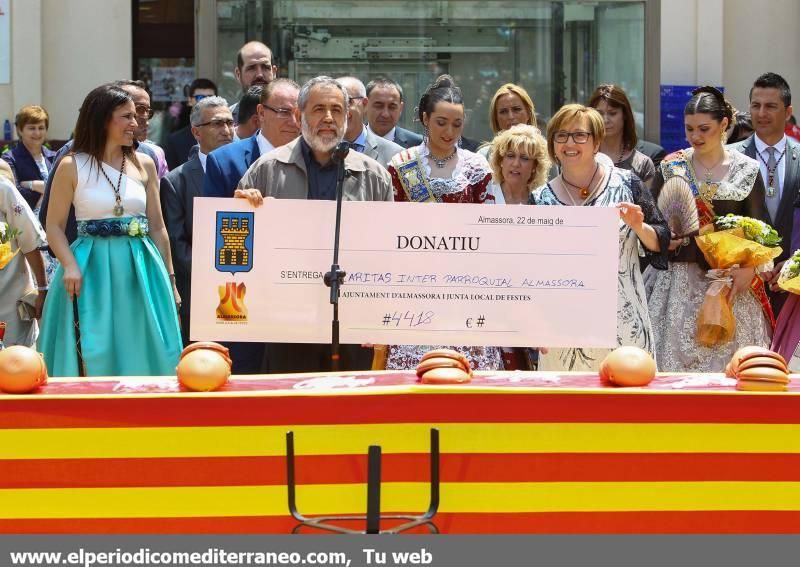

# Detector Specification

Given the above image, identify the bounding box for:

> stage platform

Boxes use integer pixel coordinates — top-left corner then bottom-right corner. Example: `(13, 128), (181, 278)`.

(2, 370), (800, 534)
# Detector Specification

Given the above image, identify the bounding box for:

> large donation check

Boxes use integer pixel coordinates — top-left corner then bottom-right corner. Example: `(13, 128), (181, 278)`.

(191, 198), (620, 347)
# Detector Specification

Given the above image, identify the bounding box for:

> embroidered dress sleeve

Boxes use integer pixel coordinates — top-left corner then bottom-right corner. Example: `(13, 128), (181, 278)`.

(0, 178), (46, 253)
(466, 152), (493, 203)
(471, 172), (493, 203)
(387, 165), (408, 202)
(631, 174), (670, 269)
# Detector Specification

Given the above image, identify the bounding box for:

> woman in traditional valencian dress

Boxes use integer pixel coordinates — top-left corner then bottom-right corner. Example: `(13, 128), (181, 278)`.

(0, 176), (47, 347)
(384, 74), (503, 371)
(529, 104), (669, 371)
(38, 84), (182, 376)
(644, 87), (772, 372)
(771, 200), (800, 364)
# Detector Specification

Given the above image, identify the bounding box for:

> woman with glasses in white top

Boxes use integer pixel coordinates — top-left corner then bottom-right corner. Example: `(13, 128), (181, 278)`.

(529, 104), (669, 371)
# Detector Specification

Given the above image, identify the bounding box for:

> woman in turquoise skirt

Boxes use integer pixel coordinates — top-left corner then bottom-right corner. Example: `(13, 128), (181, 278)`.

(39, 84), (182, 376)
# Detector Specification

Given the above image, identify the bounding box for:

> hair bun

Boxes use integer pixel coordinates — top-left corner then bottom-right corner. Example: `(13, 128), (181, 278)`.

(431, 74), (458, 90)
(691, 85), (723, 98)
(417, 74), (465, 123)
(692, 86), (733, 121)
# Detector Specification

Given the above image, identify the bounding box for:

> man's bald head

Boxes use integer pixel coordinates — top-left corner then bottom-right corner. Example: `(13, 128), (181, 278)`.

(235, 41), (276, 92)
(336, 76), (368, 142)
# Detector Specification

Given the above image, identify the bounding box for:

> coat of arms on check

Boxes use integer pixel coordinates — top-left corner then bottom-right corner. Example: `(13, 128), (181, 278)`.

(214, 212), (254, 322)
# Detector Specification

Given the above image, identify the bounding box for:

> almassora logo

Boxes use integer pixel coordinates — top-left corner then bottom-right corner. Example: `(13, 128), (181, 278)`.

(217, 281), (247, 322)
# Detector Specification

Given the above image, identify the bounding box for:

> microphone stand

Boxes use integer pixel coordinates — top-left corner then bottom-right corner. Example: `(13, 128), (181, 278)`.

(323, 142), (350, 371)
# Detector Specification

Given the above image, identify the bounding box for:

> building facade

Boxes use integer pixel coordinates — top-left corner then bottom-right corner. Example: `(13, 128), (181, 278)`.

(1, 0), (799, 149)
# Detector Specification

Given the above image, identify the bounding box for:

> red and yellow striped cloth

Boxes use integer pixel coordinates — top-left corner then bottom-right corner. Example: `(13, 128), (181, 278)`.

(2, 371), (800, 533)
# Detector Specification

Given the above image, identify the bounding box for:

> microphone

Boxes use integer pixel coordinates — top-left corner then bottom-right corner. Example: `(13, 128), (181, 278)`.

(331, 141), (350, 164)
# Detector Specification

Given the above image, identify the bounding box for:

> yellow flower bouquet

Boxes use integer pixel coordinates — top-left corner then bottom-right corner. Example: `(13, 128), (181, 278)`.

(694, 215), (782, 347)
(778, 248), (800, 294)
(0, 222), (20, 270)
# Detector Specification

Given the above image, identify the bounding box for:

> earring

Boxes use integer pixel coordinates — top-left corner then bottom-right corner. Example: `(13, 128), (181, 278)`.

(423, 126), (430, 143)
(457, 136), (462, 148)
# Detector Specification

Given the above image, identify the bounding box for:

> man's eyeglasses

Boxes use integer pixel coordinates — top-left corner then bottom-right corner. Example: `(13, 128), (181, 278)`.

(349, 96), (365, 105)
(554, 131), (592, 144)
(195, 118), (235, 129)
(135, 105), (154, 119)
(263, 104), (295, 119)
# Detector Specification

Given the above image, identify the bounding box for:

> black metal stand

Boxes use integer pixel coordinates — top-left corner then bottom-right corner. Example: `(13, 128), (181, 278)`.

(322, 142), (350, 372)
(286, 428), (440, 534)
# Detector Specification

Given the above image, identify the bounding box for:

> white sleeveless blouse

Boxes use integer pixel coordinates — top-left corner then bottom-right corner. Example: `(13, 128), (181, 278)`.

(72, 153), (147, 220)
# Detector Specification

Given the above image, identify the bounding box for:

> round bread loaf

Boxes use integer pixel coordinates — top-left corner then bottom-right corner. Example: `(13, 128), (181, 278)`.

(736, 356), (788, 374)
(736, 366), (790, 383)
(420, 366), (472, 384)
(416, 356), (469, 377)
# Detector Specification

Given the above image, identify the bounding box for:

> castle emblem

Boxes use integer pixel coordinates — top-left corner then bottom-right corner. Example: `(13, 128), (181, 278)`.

(215, 211), (254, 273)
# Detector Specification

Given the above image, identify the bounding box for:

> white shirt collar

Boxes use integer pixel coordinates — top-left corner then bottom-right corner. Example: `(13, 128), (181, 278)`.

(382, 126), (397, 142)
(367, 123), (396, 143)
(754, 133), (787, 155)
(256, 131), (275, 156)
(198, 151), (207, 172)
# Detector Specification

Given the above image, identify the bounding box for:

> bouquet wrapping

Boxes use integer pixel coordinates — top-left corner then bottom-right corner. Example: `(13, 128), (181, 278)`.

(0, 223), (20, 270)
(778, 248), (800, 294)
(694, 216), (782, 347)
(697, 268), (736, 346)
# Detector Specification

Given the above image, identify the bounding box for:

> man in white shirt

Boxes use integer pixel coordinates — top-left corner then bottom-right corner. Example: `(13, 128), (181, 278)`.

(730, 72), (800, 314)
(336, 76), (402, 166)
(160, 97), (234, 344)
(365, 77), (423, 149)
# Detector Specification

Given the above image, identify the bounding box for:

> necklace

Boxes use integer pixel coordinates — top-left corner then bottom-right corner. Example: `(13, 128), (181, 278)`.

(614, 145), (627, 166)
(605, 142), (627, 166)
(756, 146), (786, 198)
(561, 162), (599, 200)
(429, 148), (457, 168)
(693, 151), (726, 183)
(99, 153), (126, 216)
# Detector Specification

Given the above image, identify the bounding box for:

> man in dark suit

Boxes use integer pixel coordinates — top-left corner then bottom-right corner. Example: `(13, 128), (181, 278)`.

(234, 86), (263, 141)
(203, 78), (300, 198)
(164, 78), (218, 170)
(729, 72), (799, 315)
(161, 97), (234, 345)
(336, 76), (402, 166)
(365, 77), (423, 149)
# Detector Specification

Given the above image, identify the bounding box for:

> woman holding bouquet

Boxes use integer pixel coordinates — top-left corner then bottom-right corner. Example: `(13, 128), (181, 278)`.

(0, 175), (47, 347)
(771, 200), (800, 365)
(644, 87), (773, 372)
